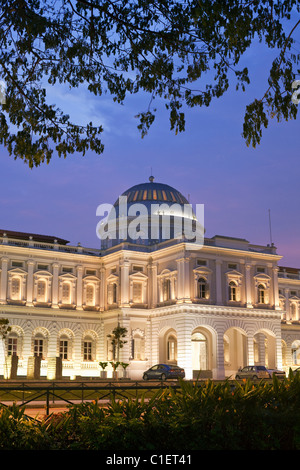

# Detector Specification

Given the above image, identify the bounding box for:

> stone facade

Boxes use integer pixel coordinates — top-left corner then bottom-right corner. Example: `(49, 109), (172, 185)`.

(0, 182), (299, 380)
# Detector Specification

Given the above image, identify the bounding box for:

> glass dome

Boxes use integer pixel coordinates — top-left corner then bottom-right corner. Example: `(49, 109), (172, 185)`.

(99, 177), (197, 249)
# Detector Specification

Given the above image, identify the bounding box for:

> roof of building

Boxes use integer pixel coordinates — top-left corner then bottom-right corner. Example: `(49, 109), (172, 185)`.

(114, 176), (190, 206)
(0, 229), (69, 245)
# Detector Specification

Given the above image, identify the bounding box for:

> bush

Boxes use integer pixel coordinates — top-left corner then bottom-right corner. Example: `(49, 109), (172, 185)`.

(1, 372), (300, 450)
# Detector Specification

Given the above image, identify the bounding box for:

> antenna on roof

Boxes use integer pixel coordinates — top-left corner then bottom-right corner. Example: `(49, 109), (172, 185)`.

(268, 209), (273, 245)
(149, 167), (154, 183)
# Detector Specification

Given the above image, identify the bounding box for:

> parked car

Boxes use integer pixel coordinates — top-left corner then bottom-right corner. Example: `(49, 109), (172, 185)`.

(267, 368), (286, 379)
(235, 365), (270, 380)
(143, 364), (185, 381)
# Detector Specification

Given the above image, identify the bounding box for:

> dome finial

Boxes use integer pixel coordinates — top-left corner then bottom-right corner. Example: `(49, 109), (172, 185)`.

(149, 175), (154, 183)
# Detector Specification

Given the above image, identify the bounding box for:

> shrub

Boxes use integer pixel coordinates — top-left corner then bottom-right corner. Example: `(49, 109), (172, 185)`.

(2, 373), (300, 449)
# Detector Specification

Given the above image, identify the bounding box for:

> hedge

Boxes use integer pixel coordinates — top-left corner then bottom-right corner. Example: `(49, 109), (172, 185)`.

(1, 371), (300, 450)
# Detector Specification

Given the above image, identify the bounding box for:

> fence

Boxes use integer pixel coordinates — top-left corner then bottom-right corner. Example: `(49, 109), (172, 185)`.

(0, 380), (183, 415)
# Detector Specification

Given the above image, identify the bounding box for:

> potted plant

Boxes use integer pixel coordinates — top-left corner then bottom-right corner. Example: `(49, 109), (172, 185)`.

(110, 361), (120, 379)
(99, 361), (108, 379)
(120, 362), (129, 379)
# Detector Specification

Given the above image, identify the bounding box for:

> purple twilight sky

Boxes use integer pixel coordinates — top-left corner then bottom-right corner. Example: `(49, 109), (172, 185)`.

(0, 39), (300, 268)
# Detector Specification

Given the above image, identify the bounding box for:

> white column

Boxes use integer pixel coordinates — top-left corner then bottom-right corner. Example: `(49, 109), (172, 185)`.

(273, 266), (280, 310)
(120, 259), (130, 307)
(99, 266), (105, 311)
(52, 263), (59, 308)
(275, 335), (283, 370)
(176, 257), (190, 302)
(177, 319), (193, 380)
(76, 265), (83, 310)
(245, 263), (253, 308)
(247, 335), (255, 365)
(215, 331), (225, 380)
(215, 259), (222, 305)
(26, 260), (34, 306)
(284, 288), (290, 321)
(0, 257), (8, 304)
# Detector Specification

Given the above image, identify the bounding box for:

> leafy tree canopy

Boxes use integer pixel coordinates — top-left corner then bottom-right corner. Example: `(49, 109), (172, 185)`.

(0, 0), (299, 167)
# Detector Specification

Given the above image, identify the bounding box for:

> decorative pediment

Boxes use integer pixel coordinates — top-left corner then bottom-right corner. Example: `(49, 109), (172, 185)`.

(8, 267), (27, 276)
(83, 275), (100, 282)
(158, 268), (177, 278)
(34, 270), (53, 278)
(58, 272), (77, 280)
(225, 270), (243, 287)
(129, 271), (148, 281)
(226, 269), (243, 278)
(106, 273), (118, 283)
(193, 266), (212, 280)
(254, 272), (271, 288)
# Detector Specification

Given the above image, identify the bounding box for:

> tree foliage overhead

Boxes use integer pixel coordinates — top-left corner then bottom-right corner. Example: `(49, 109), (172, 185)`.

(0, 0), (299, 167)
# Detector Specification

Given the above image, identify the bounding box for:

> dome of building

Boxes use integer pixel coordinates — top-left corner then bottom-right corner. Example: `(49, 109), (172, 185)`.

(99, 177), (198, 249)
(114, 176), (190, 208)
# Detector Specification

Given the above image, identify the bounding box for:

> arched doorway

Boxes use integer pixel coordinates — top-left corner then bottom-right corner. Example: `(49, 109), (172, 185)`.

(253, 329), (277, 369)
(291, 340), (300, 366)
(191, 328), (213, 378)
(223, 327), (247, 378)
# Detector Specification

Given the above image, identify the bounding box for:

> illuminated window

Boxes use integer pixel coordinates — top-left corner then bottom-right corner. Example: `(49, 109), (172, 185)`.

(258, 284), (265, 304)
(163, 279), (171, 301)
(37, 280), (46, 302)
(7, 335), (18, 356)
(34, 338), (44, 358)
(108, 283), (117, 304)
(11, 277), (21, 300)
(61, 282), (71, 304)
(197, 278), (206, 299)
(167, 335), (177, 361)
(131, 331), (145, 360)
(59, 339), (69, 360)
(133, 282), (142, 303)
(83, 341), (92, 361)
(229, 281), (237, 301)
(86, 284), (95, 306)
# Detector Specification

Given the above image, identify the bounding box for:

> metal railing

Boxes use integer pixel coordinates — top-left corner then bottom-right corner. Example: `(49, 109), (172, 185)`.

(0, 380), (183, 415)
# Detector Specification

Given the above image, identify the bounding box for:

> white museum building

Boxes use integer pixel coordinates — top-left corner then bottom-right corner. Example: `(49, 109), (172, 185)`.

(0, 177), (300, 380)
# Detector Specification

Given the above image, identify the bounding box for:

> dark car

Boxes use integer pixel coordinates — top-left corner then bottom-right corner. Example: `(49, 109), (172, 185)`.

(235, 365), (270, 380)
(143, 364), (185, 381)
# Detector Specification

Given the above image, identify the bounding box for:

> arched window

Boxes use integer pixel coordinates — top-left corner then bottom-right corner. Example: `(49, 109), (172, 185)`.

(229, 281), (237, 301)
(33, 334), (44, 358)
(108, 283), (117, 305)
(291, 303), (297, 320)
(197, 278), (206, 299)
(192, 332), (208, 371)
(11, 277), (21, 300)
(132, 282), (142, 303)
(163, 279), (171, 301)
(62, 282), (71, 304)
(83, 336), (93, 361)
(258, 284), (265, 304)
(7, 332), (18, 356)
(37, 280), (46, 303)
(167, 334), (177, 362)
(59, 335), (69, 360)
(131, 330), (145, 360)
(86, 284), (95, 306)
